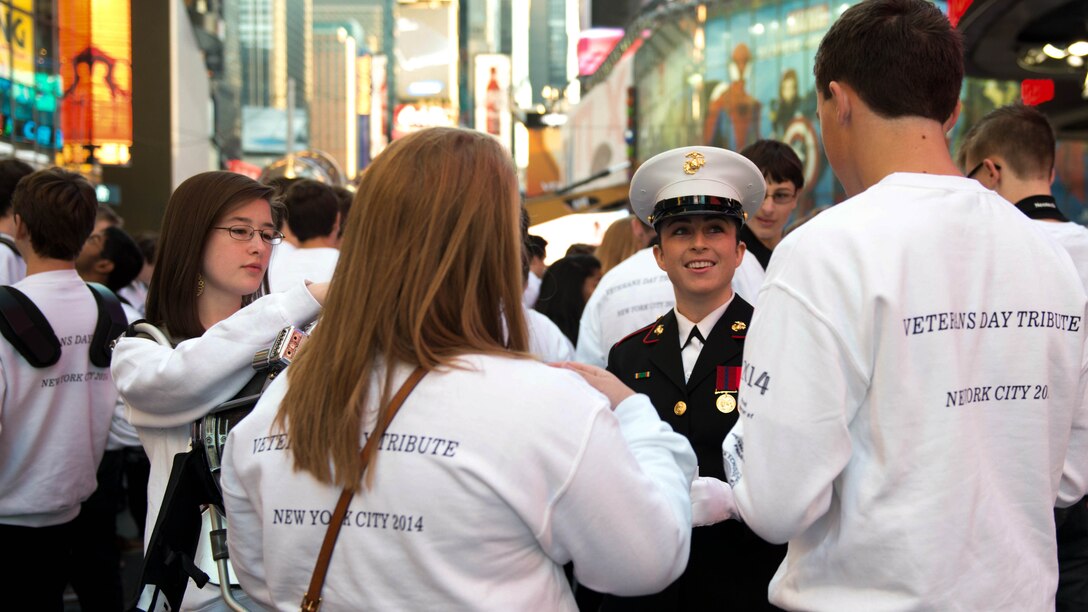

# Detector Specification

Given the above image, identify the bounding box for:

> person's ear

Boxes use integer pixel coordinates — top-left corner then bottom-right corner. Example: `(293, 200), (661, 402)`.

(93, 258), (115, 276)
(942, 100), (962, 134)
(653, 243), (665, 272)
(828, 81), (851, 125)
(13, 214), (27, 240)
(734, 240), (746, 269)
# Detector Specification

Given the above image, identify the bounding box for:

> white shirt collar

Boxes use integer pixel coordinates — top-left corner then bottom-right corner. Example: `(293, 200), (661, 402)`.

(675, 294), (734, 349)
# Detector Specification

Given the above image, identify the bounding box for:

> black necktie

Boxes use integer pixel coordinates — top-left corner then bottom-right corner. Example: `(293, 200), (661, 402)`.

(685, 326), (705, 348)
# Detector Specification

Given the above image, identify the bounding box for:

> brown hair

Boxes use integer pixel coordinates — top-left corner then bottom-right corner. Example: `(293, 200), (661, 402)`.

(278, 127), (528, 490)
(13, 168), (97, 260)
(146, 171), (278, 340)
(957, 105), (1055, 181)
(741, 140), (805, 190)
(814, 0), (963, 124)
(596, 215), (640, 274)
(283, 179), (339, 241)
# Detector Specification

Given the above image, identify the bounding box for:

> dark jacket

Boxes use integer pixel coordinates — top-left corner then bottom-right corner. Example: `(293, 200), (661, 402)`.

(599, 297), (784, 611)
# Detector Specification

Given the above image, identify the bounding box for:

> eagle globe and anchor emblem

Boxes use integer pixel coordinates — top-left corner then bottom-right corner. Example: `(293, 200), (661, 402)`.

(682, 151), (706, 175)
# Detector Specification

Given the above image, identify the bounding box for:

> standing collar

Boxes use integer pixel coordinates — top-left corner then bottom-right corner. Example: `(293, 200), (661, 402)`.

(675, 295), (733, 349)
(1014, 195), (1068, 222)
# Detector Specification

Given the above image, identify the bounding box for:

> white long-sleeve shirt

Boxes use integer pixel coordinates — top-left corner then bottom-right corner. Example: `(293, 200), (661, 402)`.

(723, 173), (1088, 611)
(223, 356), (697, 611)
(0, 233), (25, 285)
(576, 248), (675, 367)
(267, 247), (338, 293)
(111, 284), (321, 610)
(0, 270), (117, 527)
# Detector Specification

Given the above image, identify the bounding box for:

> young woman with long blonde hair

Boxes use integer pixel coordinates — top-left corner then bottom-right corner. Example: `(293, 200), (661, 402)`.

(222, 127), (697, 610)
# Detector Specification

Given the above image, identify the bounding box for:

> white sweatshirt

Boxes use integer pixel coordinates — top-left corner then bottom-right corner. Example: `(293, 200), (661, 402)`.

(724, 173), (1088, 611)
(223, 356), (697, 611)
(111, 284), (321, 610)
(1034, 219), (1088, 291)
(576, 248), (675, 367)
(525, 307), (575, 362)
(0, 232), (25, 285)
(267, 246), (339, 293)
(0, 270), (117, 526)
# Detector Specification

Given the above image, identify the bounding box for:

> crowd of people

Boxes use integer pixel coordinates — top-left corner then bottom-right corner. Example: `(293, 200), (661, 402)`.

(0, 0), (1086, 610)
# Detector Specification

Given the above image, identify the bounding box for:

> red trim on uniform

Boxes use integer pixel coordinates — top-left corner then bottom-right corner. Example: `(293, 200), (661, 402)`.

(610, 320), (659, 351)
(642, 325), (662, 345)
(731, 335), (746, 340)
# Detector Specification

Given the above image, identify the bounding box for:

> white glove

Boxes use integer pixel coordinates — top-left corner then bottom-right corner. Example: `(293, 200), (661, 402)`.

(690, 476), (738, 527)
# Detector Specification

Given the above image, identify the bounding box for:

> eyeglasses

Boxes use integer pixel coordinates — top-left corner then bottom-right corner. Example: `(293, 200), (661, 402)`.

(765, 191), (798, 205)
(212, 225), (284, 245)
(966, 161), (1000, 180)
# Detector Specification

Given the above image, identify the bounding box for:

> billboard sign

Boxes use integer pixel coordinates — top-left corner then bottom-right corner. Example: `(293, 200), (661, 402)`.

(242, 106), (309, 154)
(473, 54), (511, 149)
(58, 0), (133, 164)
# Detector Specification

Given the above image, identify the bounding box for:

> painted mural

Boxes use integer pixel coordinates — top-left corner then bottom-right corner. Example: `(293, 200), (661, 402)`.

(631, 0), (1088, 225)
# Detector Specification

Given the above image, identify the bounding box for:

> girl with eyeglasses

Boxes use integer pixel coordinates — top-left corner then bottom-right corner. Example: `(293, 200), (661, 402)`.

(111, 171), (328, 610)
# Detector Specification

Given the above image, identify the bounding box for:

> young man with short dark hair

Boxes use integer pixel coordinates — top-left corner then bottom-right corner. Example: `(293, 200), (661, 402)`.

(268, 179), (341, 292)
(733, 139), (805, 301)
(723, 1), (1088, 609)
(0, 168), (120, 608)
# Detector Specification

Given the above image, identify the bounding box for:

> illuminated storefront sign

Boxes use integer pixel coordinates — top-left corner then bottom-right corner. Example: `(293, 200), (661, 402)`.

(58, 0), (132, 165)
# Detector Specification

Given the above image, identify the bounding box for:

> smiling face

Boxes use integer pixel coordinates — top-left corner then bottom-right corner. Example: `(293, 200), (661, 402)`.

(654, 215), (746, 314)
(750, 177), (799, 248)
(200, 198), (274, 305)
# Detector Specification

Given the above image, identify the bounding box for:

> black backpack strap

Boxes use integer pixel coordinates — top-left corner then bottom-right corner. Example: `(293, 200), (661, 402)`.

(0, 235), (20, 258)
(87, 282), (128, 368)
(0, 286), (60, 367)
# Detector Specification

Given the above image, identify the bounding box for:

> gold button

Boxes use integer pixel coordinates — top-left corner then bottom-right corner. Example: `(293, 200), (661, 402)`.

(716, 394), (736, 413)
(673, 401), (687, 416)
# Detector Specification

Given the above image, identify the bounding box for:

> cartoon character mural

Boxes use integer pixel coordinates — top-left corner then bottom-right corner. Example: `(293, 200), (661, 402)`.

(703, 43), (761, 150)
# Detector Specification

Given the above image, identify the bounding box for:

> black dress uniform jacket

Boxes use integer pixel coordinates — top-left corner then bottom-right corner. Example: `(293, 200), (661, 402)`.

(600, 296), (784, 611)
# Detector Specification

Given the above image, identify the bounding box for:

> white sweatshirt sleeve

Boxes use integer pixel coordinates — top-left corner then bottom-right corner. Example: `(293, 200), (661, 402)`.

(112, 285), (321, 429)
(540, 393), (697, 595)
(726, 284), (866, 544)
(1058, 340), (1088, 507)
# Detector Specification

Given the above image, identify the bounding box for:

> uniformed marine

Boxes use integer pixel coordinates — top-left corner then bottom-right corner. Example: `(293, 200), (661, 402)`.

(599, 146), (785, 610)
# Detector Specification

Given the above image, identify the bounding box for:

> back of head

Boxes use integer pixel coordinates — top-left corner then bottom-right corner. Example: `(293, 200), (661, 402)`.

(741, 140), (805, 190)
(535, 254), (602, 342)
(957, 105), (1055, 181)
(13, 167), (97, 260)
(814, 0), (963, 123)
(526, 234), (547, 261)
(597, 215), (640, 274)
(281, 127), (527, 489)
(331, 185), (354, 239)
(147, 171), (277, 339)
(283, 179), (340, 241)
(0, 159), (34, 219)
(100, 226), (144, 292)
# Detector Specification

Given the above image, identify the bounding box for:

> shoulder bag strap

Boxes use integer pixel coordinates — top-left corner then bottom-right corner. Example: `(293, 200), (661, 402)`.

(300, 365), (428, 612)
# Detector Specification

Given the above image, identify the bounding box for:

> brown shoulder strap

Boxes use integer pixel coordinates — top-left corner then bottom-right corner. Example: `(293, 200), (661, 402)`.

(300, 366), (427, 612)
